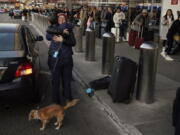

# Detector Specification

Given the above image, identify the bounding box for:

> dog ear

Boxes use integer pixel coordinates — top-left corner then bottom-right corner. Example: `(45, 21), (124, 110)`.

(29, 110), (38, 121)
(29, 110), (33, 121)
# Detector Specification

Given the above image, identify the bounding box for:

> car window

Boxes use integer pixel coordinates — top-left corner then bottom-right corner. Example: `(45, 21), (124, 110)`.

(24, 28), (35, 55)
(14, 33), (23, 50)
(0, 32), (23, 51)
(26, 28), (35, 42)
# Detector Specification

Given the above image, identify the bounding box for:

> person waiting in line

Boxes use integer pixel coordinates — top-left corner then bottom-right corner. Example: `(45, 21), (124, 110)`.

(46, 14), (76, 106)
(105, 7), (114, 32)
(9, 9), (14, 19)
(101, 7), (108, 22)
(22, 8), (28, 21)
(128, 9), (150, 47)
(79, 6), (88, 34)
(160, 9), (174, 57)
(113, 8), (126, 41)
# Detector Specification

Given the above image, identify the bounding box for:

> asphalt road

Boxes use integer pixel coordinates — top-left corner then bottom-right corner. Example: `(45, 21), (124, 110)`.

(0, 14), (120, 135)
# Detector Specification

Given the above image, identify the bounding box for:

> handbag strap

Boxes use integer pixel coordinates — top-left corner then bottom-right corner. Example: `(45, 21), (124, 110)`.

(57, 42), (63, 52)
(138, 26), (143, 38)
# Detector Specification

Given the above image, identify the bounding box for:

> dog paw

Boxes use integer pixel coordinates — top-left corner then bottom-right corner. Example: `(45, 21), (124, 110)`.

(40, 128), (44, 131)
(54, 122), (58, 126)
(55, 127), (60, 130)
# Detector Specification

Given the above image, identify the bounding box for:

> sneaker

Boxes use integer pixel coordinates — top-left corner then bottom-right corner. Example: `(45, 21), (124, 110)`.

(162, 47), (166, 52)
(160, 51), (166, 58)
(122, 37), (127, 41)
(165, 55), (174, 61)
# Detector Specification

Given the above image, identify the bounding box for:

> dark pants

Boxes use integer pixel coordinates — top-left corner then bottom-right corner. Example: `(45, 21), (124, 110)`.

(175, 114), (180, 135)
(120, 24), (125, 38)
(49, 56), (73, 105)
(162, 40), (167, 47)
(165, 37), (173, 54)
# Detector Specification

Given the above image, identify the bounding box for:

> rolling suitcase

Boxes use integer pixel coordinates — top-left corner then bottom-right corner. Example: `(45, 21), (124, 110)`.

(108, 56), (137, 103)
(134, 28), (144, 49)
(128, 29), (138, 46)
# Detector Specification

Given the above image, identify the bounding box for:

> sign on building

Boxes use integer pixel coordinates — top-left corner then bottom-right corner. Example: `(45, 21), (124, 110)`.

(171, 0), (178, 5)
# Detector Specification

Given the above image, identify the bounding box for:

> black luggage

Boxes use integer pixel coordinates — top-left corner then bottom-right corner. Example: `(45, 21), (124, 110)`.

(173, 87), (180, 135)
(108, 56), (137, 103)
(89, 76), (111, 90)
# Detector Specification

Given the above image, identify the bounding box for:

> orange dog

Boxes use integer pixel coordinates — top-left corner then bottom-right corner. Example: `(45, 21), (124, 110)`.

(29, 99), (79, 131)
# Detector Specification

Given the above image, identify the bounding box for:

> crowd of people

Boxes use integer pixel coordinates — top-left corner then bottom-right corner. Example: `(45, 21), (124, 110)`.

(8, 5), (179, 61)
(29, 5), (179, 62)
(30, 6), (161, 41)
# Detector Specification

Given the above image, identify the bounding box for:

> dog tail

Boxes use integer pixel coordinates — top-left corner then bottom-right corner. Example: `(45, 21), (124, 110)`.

(63, 99), (80, 110)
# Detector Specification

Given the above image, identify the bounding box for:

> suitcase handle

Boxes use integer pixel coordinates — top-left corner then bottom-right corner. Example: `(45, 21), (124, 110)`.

(138, 26), (143, 38)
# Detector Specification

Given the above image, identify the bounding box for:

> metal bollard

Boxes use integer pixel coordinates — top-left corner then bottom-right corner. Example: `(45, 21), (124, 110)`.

(153, 33), (160, 44)
(102, 32), (115, 74)
(74, 26), (83, 52)
(85, 28), (96, 61)
(136, 42), (159, 104)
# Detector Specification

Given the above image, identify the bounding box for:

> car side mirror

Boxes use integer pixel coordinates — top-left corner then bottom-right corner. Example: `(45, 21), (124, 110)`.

(34, 36), (43, 41)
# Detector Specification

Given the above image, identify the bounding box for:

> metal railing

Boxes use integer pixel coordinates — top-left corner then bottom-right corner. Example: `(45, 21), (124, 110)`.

(31, 13), (49, 34)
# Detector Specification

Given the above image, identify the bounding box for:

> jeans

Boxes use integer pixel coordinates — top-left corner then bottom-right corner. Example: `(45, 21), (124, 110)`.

(49, 56), (73, 105)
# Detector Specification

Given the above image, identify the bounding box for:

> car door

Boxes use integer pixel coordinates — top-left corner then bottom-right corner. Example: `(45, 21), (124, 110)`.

(24, 27), (40, 78)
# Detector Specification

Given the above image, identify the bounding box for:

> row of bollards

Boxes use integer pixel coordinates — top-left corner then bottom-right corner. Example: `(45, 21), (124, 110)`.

(74, 25), (115, 74)
(74, 25), (158, 104)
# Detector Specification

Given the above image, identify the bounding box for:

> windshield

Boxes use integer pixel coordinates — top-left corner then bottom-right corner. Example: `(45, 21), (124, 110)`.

(0, 33), (23, 51)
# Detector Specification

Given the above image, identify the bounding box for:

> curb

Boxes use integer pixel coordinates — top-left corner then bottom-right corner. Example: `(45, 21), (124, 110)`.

(73, 67), (142, 135)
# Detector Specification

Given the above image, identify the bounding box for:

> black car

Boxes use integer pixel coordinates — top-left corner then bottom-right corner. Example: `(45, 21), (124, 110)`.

(0, 23), (43, 102)
(13, 10), (22, 19)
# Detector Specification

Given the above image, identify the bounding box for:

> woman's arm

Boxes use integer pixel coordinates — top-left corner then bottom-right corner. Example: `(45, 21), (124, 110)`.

(46, 32), (53, 41)
(133, 15), (143, 26)
(113, 13), (118, 24)
(162, 17), (168, 25)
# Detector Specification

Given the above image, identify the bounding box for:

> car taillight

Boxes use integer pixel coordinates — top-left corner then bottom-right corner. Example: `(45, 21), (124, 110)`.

(15, 63), (33, 77)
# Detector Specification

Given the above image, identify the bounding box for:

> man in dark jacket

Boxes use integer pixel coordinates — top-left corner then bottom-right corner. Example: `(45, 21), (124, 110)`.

(105, 7), (114, 32)
(46, 14), (76, 105)
(165, 12), (180, 56)
(173, 87), (180, 135)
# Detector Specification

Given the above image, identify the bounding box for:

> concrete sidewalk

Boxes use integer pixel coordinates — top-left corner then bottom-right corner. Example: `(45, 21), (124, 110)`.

(73, 37), (180, 135)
